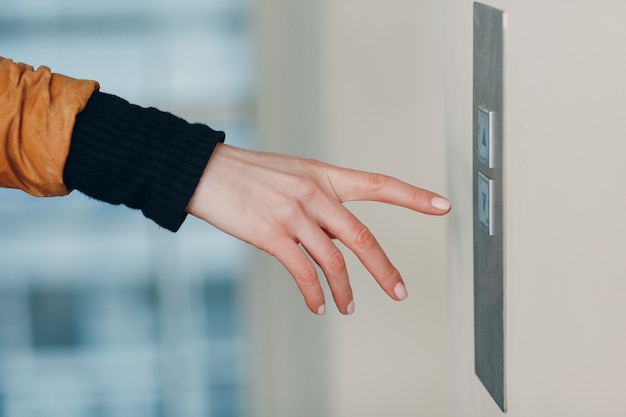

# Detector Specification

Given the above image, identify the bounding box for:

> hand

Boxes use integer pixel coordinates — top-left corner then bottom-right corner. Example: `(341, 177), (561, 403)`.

(187, 143), (451, 315)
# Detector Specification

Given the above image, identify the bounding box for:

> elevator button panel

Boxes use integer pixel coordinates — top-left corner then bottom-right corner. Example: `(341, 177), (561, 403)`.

(473, 2), (506, 412)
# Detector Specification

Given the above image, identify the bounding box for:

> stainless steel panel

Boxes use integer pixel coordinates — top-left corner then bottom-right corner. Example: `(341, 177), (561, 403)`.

(473, 2), (506, 412)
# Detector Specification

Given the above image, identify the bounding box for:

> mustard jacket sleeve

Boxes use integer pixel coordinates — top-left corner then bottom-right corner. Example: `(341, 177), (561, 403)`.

(0, 56), (99, 196)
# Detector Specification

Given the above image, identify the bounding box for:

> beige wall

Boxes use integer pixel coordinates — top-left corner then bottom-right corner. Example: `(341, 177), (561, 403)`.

(249, 0), (626, 415)
(445, 0), (626, 416)
(248, 1), (449, 416)
(323, 1), (448, 416)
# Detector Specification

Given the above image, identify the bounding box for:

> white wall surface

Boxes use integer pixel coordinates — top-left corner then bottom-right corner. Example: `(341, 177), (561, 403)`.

(323, 1), (448, 416)
(444, 0), (626, 416)
(249, 1), (449, 416)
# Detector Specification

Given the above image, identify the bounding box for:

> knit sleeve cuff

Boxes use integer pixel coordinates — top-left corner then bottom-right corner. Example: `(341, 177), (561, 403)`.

(63, 91), (225, 232)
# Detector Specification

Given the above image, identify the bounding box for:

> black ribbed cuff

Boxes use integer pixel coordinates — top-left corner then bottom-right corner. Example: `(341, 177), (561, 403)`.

(64, 91), (225, 232)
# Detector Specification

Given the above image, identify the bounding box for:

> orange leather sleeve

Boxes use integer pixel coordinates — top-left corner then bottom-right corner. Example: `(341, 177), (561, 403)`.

(0, 57), (99, 196)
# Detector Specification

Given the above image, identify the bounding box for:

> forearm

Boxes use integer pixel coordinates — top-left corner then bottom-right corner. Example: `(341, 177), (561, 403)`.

(0, 56), (225, 231)
(64, 91), (225, 231)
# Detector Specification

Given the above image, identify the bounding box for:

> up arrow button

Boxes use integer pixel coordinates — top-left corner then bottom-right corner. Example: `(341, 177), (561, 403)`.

(478, 106), (494, 168)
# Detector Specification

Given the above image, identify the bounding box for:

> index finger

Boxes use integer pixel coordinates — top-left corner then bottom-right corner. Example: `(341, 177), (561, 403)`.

(327, 168), (451, 215)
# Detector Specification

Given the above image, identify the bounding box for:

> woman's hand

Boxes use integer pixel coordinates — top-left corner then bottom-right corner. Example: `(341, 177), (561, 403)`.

(187, 143), (451, 315)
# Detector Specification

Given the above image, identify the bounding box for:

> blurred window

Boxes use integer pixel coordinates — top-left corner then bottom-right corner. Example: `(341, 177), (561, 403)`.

(30, 288), (80, 349)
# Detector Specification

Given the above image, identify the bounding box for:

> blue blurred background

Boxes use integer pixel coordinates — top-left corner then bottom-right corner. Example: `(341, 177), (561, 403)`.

(0, 0), (254, 416)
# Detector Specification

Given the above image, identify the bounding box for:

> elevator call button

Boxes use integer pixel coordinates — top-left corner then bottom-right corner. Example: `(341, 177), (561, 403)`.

(478, 172), (494, 236)
(478, 106), (494, 168)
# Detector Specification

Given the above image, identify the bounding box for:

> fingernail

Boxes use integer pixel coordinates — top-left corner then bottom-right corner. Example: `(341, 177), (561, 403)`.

(394, 282), (408, 300)
(431, 196), (451, 211)
(346, 300), (355, 315)
(317, 304), (326, 316)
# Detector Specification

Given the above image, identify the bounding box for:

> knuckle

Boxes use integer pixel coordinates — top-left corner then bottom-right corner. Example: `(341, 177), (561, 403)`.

(309, 287), (325, 302)
(261, 238), (280, 258)
(334, 286), (353, 303)
(305, 158), (326, 175)
(271, 192), (304, 224)
(411, 187), (428, 206)
(354, 225), (377, 251)
(296, 262), (319, 284)
(277, 200), (300, 222)
(260, 229), (288, 257)
(293, 177), (319, 200)
(368, 172), (388, 192)
(325, 249), (346, 274)
(381, 264), (400, 283)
